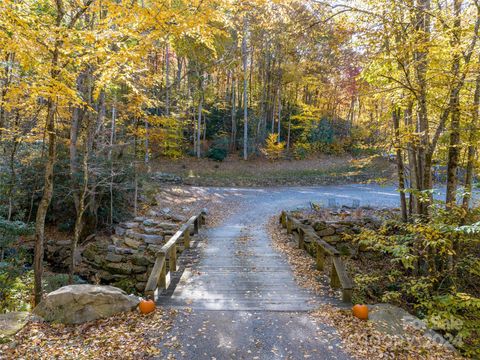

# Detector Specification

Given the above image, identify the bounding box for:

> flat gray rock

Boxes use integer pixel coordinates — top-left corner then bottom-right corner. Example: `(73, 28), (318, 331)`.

(369, 303), (454, 349)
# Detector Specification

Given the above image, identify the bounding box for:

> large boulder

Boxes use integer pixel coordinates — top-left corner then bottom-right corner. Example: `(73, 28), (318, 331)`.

(33, 285), (140, 324)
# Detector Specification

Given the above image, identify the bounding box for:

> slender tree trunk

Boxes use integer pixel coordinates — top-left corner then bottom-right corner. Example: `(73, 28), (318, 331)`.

(446, 0), (464, 207)
(176, 57), (183, 91)
(277, 86), (282, 140)
(34, 25), (63, 304)
(197, 79), (203, 158)
(7, 115), (19, 221)
(413, 0), (431, 217)
(231, 74), (237, 152)
(287, 117), (291, 151)
(133, 119), (139, 217)
(34, 97), (57, 306)
(203, 114), (207, 142)
(70, 73), (85, 214)
(393, 108), (408, 222)
(109, 101), (116, 225)
(69, 140), (89, 284)
(242, 19), (249, 160)
(145, 118), (149, 164)
(404, 102), (418, 217)
(0, 53), (13, 139)
(165, 42), (170, 116)
(462, 57), (480, 210)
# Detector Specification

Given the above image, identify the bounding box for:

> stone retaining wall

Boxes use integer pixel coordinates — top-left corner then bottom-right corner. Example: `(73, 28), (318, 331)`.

(79, 212), (192, 293)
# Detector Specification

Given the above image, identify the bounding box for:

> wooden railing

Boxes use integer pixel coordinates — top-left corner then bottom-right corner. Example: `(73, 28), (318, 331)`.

(145, 212), (206, 299)
(280, 211), (353, 303)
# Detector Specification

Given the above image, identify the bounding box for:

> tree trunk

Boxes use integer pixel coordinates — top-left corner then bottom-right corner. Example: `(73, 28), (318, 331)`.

(446, 0), (464, 207)
(34, 17), (64, 303)
(462, 57), (480, 210)
(109, 101), (116, 225)
(69, 140), (89, 284)
(145, 118), (149, 164)
(34, 97), (57, 306)
(242, 19), (249, 160)
(413, 0), (431, 217)
(277, 86), (282, 140)
(393, 108), (408, 222)
(197, 83), (203, 158)
(7, 114), (20, 221)
(287, 117), (291, 151)
(231, 74), (237, 152)
(165, 42), (170, 116)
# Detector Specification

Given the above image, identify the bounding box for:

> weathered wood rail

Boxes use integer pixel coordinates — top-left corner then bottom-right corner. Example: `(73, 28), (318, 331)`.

(145, 212), (206, 300)
(280, 211), (354, 303)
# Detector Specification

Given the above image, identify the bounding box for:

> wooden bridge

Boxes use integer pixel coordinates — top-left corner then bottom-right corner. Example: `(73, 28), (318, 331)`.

(145, 209), (352, 309)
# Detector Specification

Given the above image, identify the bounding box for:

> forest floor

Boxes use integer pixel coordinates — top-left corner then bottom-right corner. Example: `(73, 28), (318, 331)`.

(150, 154), (396, 187)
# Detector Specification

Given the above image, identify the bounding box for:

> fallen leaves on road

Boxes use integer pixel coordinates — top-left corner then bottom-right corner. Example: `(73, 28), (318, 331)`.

(1, 308), (177, 360)
(153, 186), (243, 227)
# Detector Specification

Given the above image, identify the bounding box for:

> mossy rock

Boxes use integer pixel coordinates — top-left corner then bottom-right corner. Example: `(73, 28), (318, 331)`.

(0, 312), (29, 344)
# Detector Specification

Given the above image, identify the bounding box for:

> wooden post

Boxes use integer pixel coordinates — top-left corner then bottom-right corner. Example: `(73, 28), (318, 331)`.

(159, 256), (167, 289)
(169, 245), (177, 272)
(280, 211), (287, 227)
(330, 259), (341, 289)
(342, 288), (353, 303)
(316, 243), (325, 271)
(183, 230), (190, 249)
(194, 218), (199, 234)
(298, 228), (305, 250)
(286, 217), (293, 234)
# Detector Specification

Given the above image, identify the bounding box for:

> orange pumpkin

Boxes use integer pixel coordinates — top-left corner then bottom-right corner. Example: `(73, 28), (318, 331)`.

(139, 299), (156, 314)
(352, 304), (368, 320)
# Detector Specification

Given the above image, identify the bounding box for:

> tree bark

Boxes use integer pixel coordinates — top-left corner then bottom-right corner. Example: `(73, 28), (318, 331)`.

(197, 77), (203, 158)
(462, 56), (480, 210)
(34, 8), (64, 302)
(413, 0), (431, 216)
(165, 42), (170, 115)
(393, 108), (408, 222)
(446, 0), (464, 207)
(34, 96), (57, 306)
(231, 73), (237, 152)
(69, 140), (89, 284)
(242, 18), (249, 160)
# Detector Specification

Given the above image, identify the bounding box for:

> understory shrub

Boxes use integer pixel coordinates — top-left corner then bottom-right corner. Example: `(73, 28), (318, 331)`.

(207, 134), (229, 161)
(207, 148), (228, 161)
(261, 134), (285, 160)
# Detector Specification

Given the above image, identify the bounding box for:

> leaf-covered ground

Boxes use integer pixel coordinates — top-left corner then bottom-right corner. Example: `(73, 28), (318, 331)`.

(150, 154), (396, 187)
(267, 217), (464, 360)
(0, 308), (177, 359)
